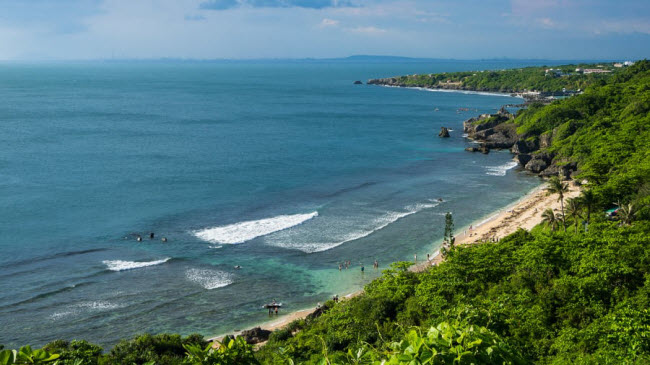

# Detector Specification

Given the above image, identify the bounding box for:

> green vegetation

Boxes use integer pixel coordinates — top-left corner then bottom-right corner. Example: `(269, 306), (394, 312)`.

(4, 61), (649, 364)
(380, 63), (620, 93)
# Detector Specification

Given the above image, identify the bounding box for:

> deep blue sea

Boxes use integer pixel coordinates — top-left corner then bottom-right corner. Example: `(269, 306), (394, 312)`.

(0, 60), (560, 347)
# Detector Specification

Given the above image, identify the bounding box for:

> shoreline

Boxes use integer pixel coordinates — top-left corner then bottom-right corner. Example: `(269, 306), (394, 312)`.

(208, 176), (581, 343)
(377, 84), (523, 99)
(412, 177), (581, 271)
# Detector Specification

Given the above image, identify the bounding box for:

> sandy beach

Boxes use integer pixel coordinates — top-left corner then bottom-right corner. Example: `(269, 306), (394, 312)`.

(412, 179), (581, 271)
(209, 178), (581, 343)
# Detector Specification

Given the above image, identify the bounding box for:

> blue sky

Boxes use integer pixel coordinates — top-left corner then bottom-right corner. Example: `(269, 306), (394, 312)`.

(0, 0), (648, 60)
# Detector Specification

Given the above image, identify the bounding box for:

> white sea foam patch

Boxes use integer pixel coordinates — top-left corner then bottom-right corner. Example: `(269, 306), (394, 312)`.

(50, 301), (124, 321)
(193, 211), (318, 244)
(103, 258), (171, 272)
(186, 268), (233, 290)
(485, 161), (518, 176)
(267, 202), (439, 253)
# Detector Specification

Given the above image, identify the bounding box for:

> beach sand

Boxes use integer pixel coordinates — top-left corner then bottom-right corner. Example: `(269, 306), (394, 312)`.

(412, 180), (581, 271)
(209, 179), (581, 344)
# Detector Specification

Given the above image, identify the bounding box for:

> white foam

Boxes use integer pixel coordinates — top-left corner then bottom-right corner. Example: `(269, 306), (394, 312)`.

(50, 301), (123, 321)
(76, 301), (123, 310)
(273, 202), (439, 253)
(485, 161), (518, 176)
(186, 268), (233, 290)
(193, 211), (318, 244)
(103, 258), (170, 272)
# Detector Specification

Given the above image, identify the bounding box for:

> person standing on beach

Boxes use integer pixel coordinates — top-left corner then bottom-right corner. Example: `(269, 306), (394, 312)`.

(414, 254), (417, 263)
(338, 264), (342, 271)
(361, 265), (364, 273)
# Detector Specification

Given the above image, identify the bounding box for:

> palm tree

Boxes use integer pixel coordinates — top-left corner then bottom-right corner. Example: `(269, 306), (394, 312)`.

(546, 176), (570, 232)
(565, 198), (583, 233)
(541, 208), (561, 231)
(579, 189), (598, 225)
(617, 201), (639, 225)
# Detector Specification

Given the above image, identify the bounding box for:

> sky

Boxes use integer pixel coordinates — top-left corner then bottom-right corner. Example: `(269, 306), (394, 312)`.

(0, 0), (648, 60)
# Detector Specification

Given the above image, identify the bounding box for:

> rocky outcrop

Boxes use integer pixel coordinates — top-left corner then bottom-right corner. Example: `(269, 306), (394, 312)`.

(515, 154), (533, 166)
(239, 327), (271, 344)
(511, 139), (538, 154)
(525, 158), (548, 173)
(439, 127), (450, 138)
(463, 108), (578, 178)
(353, 80), (363, 85)
(307, 304), (329, 321)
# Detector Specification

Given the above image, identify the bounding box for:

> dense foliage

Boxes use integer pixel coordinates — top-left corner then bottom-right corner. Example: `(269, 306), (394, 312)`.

(3, 61), (649, 364)
(386, 63), (618, 93)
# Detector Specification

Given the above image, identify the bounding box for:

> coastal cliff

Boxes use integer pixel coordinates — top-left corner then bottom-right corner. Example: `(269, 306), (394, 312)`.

(463, 106), (578, 179)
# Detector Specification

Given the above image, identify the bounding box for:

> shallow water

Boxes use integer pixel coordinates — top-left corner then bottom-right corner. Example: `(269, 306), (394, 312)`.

(0, 60), (555, 347)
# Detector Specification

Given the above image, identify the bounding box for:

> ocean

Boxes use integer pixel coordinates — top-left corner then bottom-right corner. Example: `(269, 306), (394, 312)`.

(0, 60), (553, 347)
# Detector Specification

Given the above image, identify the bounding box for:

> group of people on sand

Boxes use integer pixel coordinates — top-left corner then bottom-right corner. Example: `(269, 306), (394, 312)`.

(128, 232), (168, 242)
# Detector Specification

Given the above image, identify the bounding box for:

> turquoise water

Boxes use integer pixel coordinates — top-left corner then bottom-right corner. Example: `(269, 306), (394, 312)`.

(0, 60), (548, 347)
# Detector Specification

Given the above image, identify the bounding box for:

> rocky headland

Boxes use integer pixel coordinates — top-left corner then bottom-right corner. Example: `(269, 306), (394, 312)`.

(463, 106), (577, 178)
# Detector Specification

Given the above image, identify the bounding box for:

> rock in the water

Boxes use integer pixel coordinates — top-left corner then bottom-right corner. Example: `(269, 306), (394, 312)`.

(239, 327), (271, 344)
(465, 147), (480, 152)
(480, 145), (490, 154)
(438, 127), (450, 138)
(353, 80), (363, 85)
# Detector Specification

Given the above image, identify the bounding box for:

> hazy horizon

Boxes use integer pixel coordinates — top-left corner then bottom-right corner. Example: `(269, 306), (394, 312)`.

(1, 0), (649, 61)
(0, 55), (630, 63)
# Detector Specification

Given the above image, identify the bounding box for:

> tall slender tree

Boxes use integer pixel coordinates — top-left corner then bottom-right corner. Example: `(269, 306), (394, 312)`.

(565, 198), (583, 233)
(579, 189), (598, 226)
(546, 176), (570, 232)
(444, 212), (455, 247)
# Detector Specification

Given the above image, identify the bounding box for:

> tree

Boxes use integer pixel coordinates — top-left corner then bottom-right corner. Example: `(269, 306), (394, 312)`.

(443, 212), (454, 247)
(565, 197), (583, 233)
(541, 208), (561, 231)
(579, 189), (598, 225)
(546, 176), (570, 232)
(617, 201), (640, 225)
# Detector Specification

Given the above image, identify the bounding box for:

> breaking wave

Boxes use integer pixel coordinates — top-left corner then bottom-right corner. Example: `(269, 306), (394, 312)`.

(268, 201), (440, 253)
(186, 268), (233, 290)
(103, 258), (171, 272)
(193, 211), (318, 244)
(485, 161), (518, 176)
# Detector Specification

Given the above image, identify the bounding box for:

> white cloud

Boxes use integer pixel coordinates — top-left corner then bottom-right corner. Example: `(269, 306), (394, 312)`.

(598, 19), (650, 35)
(320, 18), (339, 27)
(347, 26), (386, 34)
(538, 17), (557, 28)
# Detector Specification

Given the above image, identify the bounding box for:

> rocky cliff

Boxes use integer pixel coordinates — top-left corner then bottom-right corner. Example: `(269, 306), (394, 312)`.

(463, 107), (577, 179)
